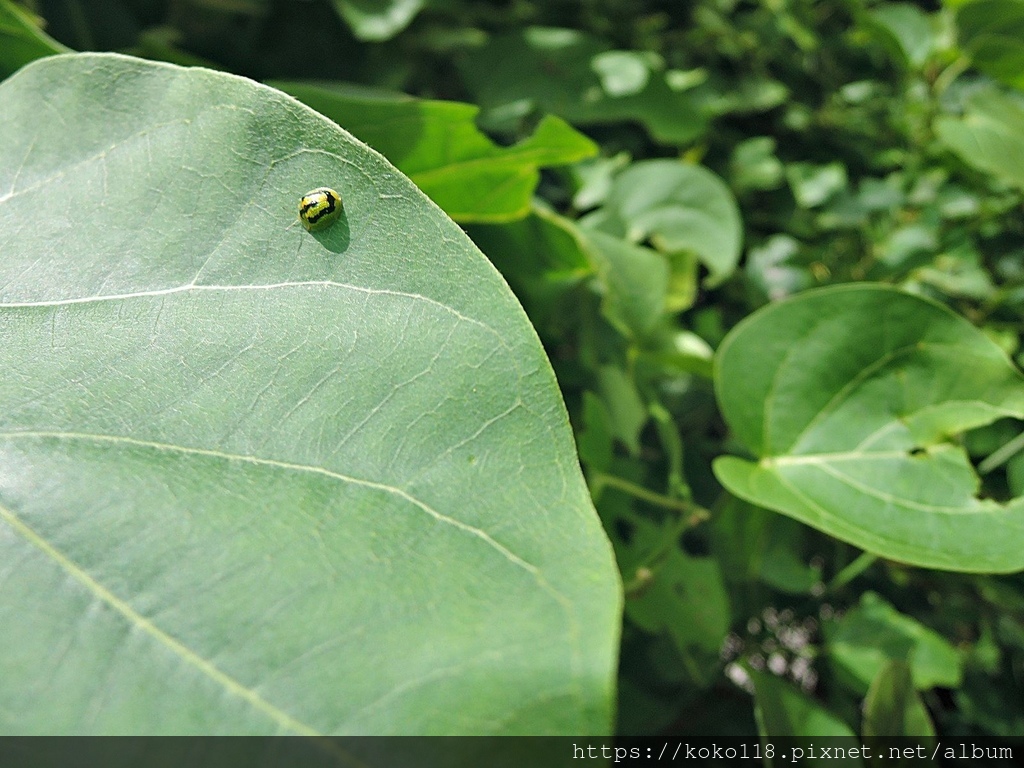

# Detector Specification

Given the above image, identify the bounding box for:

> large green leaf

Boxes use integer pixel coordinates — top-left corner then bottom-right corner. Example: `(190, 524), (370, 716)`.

(459, 27), (707, 145)
(269, 82), (597, 223)
(713, 285), (1024, 573)
(0, 53), (621, 735)
(935, 88), (1024, 190)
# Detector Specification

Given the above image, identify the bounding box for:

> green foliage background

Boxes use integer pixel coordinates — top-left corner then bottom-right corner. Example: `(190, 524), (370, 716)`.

(4, 0), (1024, 742)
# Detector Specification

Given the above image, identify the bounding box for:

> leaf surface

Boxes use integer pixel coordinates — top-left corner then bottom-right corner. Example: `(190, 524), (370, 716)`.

(0, 53), (621, 735)
(713, 285), (1024, 573)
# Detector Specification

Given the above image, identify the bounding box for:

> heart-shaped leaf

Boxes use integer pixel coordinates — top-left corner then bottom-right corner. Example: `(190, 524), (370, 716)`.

(0, 53), (621, 735)
(713, 285), (1024, 573)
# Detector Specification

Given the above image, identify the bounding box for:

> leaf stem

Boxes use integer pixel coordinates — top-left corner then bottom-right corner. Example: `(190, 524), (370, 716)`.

(932, 55), (971, 97)
(621, 506), (701, 596)
(828, 551), (877, 592)
(590, 471), (710, 525)
(978, 430), (1024, 475)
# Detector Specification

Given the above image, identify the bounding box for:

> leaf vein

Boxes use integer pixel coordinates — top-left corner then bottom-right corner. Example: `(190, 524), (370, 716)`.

(0, 499), (322, 736)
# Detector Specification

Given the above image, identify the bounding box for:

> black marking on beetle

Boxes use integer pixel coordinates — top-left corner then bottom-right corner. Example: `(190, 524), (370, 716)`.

(305, 192), (338, 223)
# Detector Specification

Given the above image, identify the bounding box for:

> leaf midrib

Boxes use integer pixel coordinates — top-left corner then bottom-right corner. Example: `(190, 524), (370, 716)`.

(0, 429), (581, 732)
(0, 280), (500, 337)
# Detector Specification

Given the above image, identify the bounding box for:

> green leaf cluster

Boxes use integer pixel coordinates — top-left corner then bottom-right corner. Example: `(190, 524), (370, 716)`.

(4, 0), (1024, 743)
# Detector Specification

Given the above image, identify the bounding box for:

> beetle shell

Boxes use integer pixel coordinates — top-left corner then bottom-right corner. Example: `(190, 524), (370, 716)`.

(298, 187), (342, 231)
